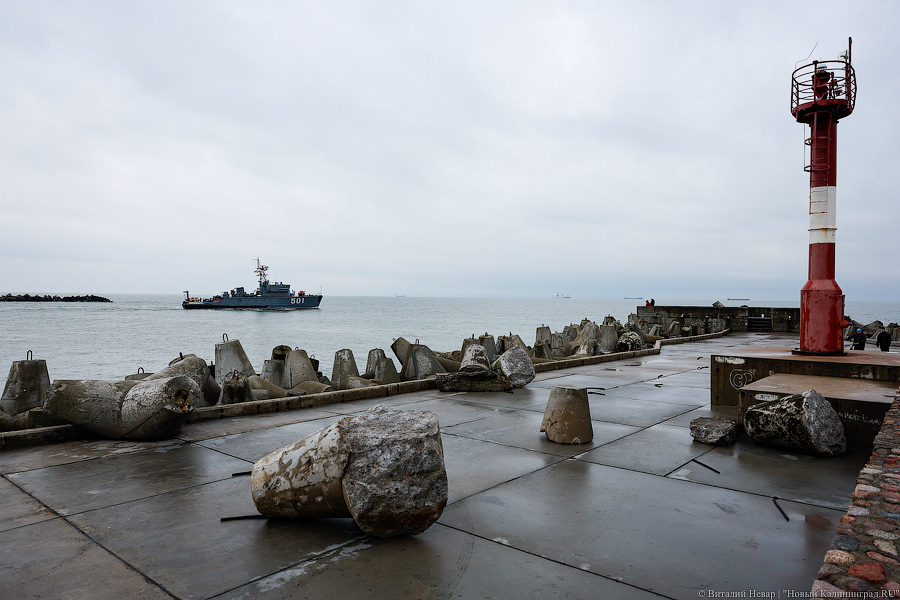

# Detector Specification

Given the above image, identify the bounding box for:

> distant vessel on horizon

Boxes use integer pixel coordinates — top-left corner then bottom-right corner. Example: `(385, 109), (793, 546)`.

(182, 259), (322, 310)
(555, 292), (571, 299)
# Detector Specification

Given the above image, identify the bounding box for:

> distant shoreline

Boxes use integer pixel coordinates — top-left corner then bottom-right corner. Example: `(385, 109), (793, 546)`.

(1, 294), (112, 303)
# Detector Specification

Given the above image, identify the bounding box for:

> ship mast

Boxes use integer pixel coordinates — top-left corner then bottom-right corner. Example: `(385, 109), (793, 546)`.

(255, 258), (269, 285)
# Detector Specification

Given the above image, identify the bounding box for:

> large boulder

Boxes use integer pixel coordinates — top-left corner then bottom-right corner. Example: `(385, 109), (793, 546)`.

(250, 405), (448, 537)
(690, 417), (738, 446)
(744, 390), (846, 456)
(45, 376), (197, 440)
(491, 346), (535, 387)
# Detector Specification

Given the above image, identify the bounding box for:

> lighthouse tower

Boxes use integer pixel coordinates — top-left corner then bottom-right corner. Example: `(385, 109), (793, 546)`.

(791, 39), (857, 355)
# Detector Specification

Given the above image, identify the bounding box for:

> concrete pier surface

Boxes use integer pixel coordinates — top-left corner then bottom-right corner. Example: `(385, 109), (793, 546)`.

(0, 333), (872, 599)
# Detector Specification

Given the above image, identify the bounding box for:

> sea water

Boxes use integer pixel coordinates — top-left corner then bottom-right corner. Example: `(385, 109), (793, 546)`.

(2, 295), (898, 389)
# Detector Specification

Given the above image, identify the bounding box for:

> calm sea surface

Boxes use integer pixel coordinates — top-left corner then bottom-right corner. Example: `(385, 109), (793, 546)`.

(2, 295), (898, 389)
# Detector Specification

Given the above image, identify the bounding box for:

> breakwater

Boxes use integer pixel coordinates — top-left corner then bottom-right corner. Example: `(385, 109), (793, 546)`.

(1, 294), (112, 303)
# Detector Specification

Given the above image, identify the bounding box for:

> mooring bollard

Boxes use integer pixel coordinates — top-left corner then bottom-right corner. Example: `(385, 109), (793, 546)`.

(540, 385), (593, 444)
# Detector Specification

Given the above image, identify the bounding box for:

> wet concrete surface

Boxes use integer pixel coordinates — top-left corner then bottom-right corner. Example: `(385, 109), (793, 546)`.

(0, 333), (870, 599)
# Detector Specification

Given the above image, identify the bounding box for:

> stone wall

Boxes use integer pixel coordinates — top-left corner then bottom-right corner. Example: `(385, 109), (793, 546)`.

(636, 305), (801, 334)
(813, 390), (900, 594)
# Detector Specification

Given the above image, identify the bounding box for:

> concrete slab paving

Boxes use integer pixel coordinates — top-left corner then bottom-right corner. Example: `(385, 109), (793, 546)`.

(444, 409), (640, 458)
(8, 442), (251, 515)
(0, 477), (56, 532)
(0, 517), (173, 600)
(576, 423), (714, 475)
(0, 437), (176, 475)
(609, 380), (711, 405)
(452, 386), (551, 411)
(667, 437), (868, 509)
(440, 459), (844, 599)
(216, 523), (665, 600)
(440, 434), (561, 503)
(529, 372), (630, 391)
(586, 394), (698, 427)
(177, 406), (341, 443)
(67, 476), (367, 599)
(661, 404), (738, 428)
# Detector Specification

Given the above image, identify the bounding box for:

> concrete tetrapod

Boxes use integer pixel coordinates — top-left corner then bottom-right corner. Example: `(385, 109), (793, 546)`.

(1, 355), (51, 416)
(284, 349), (319, 390)
(45, 376), (198, 440)
(214, 337), (256, 386)
(540, 385), (593, 444)
(331, 349), (360, 390)
(250, 405), (448, 537)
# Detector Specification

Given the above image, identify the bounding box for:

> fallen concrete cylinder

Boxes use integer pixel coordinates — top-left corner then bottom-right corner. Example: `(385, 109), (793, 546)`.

(400, 345), (447, 380)
(540, 385), (593, 444)
(744, 389), (846, 456)
(218, 371), (254, 405)
(248, 375), (288, 399)
(284, 349), (319, 389)
(250, 405), (448, 537)
(289, 380), (334, 395)
(491, 346), (535, 387)
(146, 354), (218, 407)
(2, 355), (51, 416)
(690, 417), (737, 446)
(214, 337), (256, 386)
(45, 376), (197, 440)
(332, 349), (360, 390)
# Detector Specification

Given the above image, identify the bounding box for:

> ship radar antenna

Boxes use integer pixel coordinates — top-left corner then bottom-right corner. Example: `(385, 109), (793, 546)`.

(255, 258), (269, 284)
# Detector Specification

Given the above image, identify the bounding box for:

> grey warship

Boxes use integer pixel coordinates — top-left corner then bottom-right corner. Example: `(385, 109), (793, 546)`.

(182, 259), (322, 309)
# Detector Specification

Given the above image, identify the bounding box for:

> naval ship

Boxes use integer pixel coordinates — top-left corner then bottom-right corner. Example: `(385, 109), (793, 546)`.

(182, 259), (322, 310)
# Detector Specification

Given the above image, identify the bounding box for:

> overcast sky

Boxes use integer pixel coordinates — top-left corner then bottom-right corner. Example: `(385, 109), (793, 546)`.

(1, 1), (897, 301)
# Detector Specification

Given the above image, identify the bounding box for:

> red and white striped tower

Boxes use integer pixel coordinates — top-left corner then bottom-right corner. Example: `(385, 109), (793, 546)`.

(790, 39), (857, 355)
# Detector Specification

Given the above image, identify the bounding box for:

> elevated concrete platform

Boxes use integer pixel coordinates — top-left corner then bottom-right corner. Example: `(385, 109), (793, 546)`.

(738, 373), (898, 448)
(711, 345), (900, 407)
